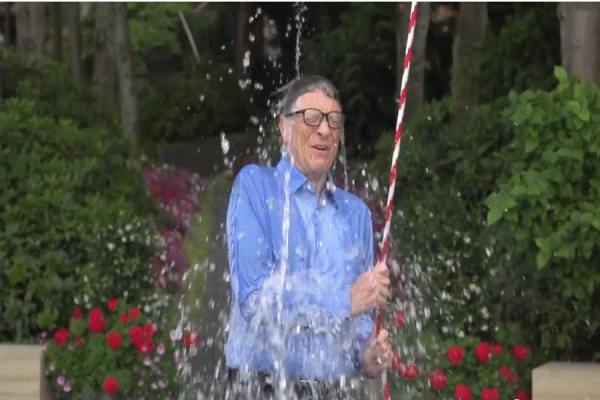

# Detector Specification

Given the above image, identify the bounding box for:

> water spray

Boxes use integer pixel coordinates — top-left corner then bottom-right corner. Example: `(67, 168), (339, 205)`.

(376, 2), (419, 399)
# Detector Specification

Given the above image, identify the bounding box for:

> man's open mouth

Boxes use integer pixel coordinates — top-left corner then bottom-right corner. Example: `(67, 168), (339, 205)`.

(312, 145), (328, 151)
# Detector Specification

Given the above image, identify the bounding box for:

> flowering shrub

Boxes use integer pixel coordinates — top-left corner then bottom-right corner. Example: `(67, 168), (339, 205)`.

(389, 335), (532, 400)
(44, 299), (202, 399)
(143, 165), (203, 287)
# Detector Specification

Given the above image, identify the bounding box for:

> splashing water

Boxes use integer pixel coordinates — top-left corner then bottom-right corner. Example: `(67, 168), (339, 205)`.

(294, 2), (307, 78)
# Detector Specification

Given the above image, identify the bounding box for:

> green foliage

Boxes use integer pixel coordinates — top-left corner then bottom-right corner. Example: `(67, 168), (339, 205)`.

(128, 3), (192, 57)
(471, 4), (560, 102)
(0, 83), (159, 341)
(140, 60), (253, 143)
(303, 3), (397, 156)
(0, 50), (114, 129)
(372, 67), (600, 362)
(372, 96), (514, 343)
(485, 67), (600, 356)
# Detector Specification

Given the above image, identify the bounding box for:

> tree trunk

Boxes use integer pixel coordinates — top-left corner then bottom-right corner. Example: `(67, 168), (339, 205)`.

(15, 3), (52, 63)
(396, 2), (431, 121)
(50, 3), (62, 61)
(65, 3), (82, 82)
(451, 3), (488, 116)
(3, 4), (11, 46)
(114, 3), (139, 144)
(93, 2), (117, 113)
(558, 3), (600, 85)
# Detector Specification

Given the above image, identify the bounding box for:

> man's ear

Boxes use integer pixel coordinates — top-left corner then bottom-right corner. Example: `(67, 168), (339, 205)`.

(278, 116), (288, 146)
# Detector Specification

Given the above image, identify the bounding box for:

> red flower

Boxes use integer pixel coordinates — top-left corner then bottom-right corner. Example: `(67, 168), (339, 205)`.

(72, 307), (82, 320)
(119, 312), (128, 324)
(515, 389), (529, 400)
(391, 351), (402, 372)
(481, 387), (500, 400)
(446, 346), (465, 366)
(88, 308), (106, 333)
(401, 363), (419, 380)
(183, 331), (202, 348)
(128, 307), (141, 321)
(454, 384), (472, 400)
(53, 328), (70, 347)
(393, 312), (406, 328)
(429, 370), (447, 390)
(75, 336), (85, 347)
(512, 344), (529, 362)
(474, 341), (491, 363)
(140, 337), (154, 353)
(143, 323), (157, 336)
(129, 325), (145, 350)
(107, 298), (118, 312)
(498, 365), (515, 383)
(103, 376), (120, 395)
(106, 331), (122, 351)
(491, 343), (503, 355)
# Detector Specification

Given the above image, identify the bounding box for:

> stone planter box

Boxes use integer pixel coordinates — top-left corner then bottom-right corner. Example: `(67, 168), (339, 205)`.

(533, 362), (600, 399)
(0, 344), (52, 400)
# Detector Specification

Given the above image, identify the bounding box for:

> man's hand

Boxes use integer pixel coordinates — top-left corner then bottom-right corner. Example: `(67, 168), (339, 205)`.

(350, 260), (390, 317)
(361, 328), (392, 377)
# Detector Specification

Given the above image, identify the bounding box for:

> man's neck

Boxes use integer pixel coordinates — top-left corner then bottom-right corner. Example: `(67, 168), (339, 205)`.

(308, 174), (327, 197)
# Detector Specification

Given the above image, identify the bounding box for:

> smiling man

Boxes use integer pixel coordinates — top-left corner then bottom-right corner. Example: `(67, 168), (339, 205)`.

(225, 76), (392, 398)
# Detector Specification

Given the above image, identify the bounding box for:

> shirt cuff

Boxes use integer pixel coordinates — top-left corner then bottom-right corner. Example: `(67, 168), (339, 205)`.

(340, 284), (352, 319)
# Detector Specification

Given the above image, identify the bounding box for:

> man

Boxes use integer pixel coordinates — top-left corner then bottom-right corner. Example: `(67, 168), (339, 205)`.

(226, 76), (392, 398)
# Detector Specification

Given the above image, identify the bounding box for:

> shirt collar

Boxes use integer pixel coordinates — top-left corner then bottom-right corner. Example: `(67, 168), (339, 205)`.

(276, 155), (338, 207)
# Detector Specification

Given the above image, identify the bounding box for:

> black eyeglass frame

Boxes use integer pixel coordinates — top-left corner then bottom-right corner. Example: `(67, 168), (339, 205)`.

(285, 108), (345, 129)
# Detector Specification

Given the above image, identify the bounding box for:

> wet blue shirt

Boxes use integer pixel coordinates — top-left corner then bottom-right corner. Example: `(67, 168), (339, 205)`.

(225, 156), (374, 379)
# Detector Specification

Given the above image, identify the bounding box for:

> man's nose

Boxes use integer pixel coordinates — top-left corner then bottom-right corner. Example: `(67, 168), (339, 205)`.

(316, 116), (332, 136)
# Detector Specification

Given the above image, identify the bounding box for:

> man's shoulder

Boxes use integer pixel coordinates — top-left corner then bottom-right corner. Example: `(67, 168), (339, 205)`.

(333, 187), (371, 215)
(235, 163), (276, 184)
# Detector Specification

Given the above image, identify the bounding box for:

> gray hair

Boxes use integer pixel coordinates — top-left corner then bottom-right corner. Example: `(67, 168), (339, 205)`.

(275, 75), (342, 116)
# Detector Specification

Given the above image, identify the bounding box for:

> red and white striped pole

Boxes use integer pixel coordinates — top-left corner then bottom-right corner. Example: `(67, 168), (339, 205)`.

(376, 2), (418, 399)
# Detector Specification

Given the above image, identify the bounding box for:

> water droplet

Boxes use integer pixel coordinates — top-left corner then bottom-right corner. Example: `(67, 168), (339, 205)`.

(220, 132), (230, 155)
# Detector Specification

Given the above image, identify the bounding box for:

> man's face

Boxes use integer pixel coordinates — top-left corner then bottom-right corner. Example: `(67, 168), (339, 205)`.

(279, 90), (342, 182)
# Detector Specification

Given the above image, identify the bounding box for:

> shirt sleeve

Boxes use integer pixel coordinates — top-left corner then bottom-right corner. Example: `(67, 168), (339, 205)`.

(352, 206), (376, 373)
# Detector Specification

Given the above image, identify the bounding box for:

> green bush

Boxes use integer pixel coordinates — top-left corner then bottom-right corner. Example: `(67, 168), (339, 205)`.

(0, 96), (159, 342)
(140, 60), (253, 143)
(371, 67), (600, 362)
(0, 49), (114, 129)
(471, 4), (560, 103)
(486, 67), (600, 359)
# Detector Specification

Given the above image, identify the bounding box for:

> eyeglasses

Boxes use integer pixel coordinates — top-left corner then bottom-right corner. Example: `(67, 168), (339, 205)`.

(285, 108), (345, 129)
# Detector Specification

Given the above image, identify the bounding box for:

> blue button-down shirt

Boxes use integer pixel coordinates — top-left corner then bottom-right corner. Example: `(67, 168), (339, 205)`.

(225, 156), (374, 379)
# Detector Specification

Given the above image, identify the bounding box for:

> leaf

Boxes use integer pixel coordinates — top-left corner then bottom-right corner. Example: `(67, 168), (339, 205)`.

(536, 248), (552, 269)
(554, 65), (568, 83)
